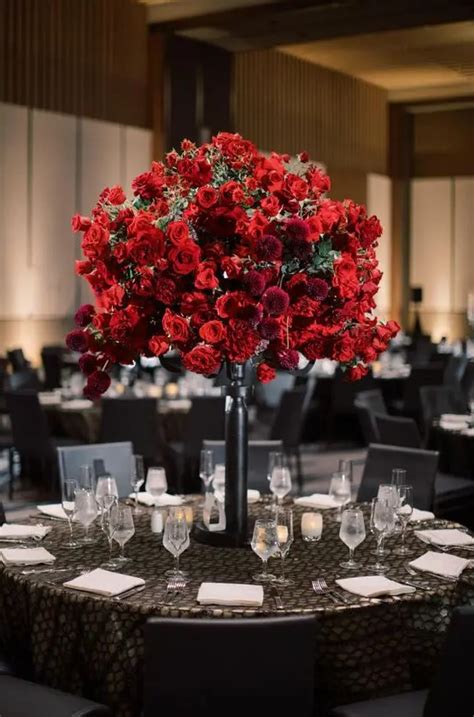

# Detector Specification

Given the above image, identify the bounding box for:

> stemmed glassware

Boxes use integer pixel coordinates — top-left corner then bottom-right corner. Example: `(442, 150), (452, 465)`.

(394, 485), (413, 555)
(62, 478), (79, 548)
(391, 468), (406, 489)
(146, 467), (167, 502)
(251, 518), (279, 582)
(266, 452), (284, 508)
(339, 508), (366, 569)
(274, 508), (294, 585)
(96, 475), (119, 511)
(270, 463), (292, 506)
(368, 499), (396, 572)
(74, 489), (98, 545)
(163, 508), (190, 581)
(110, 505), (135, 564)
(100, 495), (120, 568)
(199, 449), (214, 493)
(329, 471), (351, 522)
(130, 455), (145, 514)
(213, 464), (226, 503)
(78, 465), (94, 491)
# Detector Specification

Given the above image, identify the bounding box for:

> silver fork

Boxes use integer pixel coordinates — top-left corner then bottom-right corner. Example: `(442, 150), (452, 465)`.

(405, 564), (456, 583)
(164, 578), (186, 605)
(318, 577), (353, 604)
(270, 583), (284, 610)
(312, 578), (343, 604)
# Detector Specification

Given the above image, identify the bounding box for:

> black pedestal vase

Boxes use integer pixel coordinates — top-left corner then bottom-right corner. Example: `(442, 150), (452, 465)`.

(194, 363), (249, 547)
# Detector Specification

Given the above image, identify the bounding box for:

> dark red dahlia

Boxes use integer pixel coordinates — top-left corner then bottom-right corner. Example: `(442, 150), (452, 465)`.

(259, 317), (281, 340)
(66, 329), (89, 353)
(307, 278), (329, 301)
(243, 270), (266, 297)
(83, 370), (111, 399)
(285, 217), (310, 242)
(74, 303), (95, 328)
(289, 236), (312, 260)
(78, 353), (98, 376)
(262, 287), (290, 316)
(276, 349), (299, 370)
(255, 234), (283, 262)
(156, 277), (177, 305)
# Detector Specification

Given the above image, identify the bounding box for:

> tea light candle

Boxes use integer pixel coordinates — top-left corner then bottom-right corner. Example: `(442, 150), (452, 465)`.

(183, 506), (193, 529)
(277, 525), (288, 544)
(151, 509), (163, 534)
(301, 512), (323, 542)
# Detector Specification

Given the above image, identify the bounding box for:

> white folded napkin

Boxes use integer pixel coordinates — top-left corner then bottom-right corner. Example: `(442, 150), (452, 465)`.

(439, 420), (468, 431)
(462, 428), (474, 437)
(409, 550), (470, 578)
(0, 524), (51, 540)
(63, 568), (144, 597)
(129, 492), (183, 507)
(336, 576), (415, 597)
(247, 490), (260, 504)
(38, 392), (62, 406)
(61, 399), (93, 410)
(37, 504), (68, 520)
(0, 547), (56, 566)
(294, 494), (339, 509)
(197, 582), (264, 607)
(415, 528), (474, 547)
(410, 508), (435, 522)
(440, 414), (470, 424)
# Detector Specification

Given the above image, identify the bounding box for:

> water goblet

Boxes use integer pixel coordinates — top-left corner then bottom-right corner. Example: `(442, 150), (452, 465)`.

(162, 508), (190, 581)
(199, 449), (214, 493)
(368, 499), (396, 572)
(96, 475), (119, 510)
(146, 466), (168, 528)
(394, 485), (414, 556)
(61, 478), (79, 548)
(274, 508), (294, 585)
(74, 489), (98, 545)
(270, 466), (292, 506)
(251, 519), (279, 582)
(78, 465), (94, 492)
(329, 472), (351, 522)
(130, 454), (145, 514)
(339, 508), (366, 569)
(110, 504), (135, 564)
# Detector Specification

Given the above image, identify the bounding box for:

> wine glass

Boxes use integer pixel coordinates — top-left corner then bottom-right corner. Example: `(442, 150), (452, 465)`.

(146, 467), (167, 502)
(213, 464), (226, 502)
(130, 454), (145, 514)
(78, 465), (94, 492)
(61, 478), (79, 548)
(251, 518), (279, 582)
(270, 466), (292, 506)
(329, 472), (351, 522)
(274, 508), (294, 585)
(110, 504), (135, 564)
(266, 452), (285, 508)
(391, 468), (407, 489)
(339, 508), (366, 569)
(338, 459), (352, 483)
(199, 449), (214, 493)
(394, 485), (413, 555)
(95, 475), (119, 511)
(74, 489), (98, 544)
(368, 499), (396, 573)
(100, 495), (120, 568)
(162, 508), (190, 580)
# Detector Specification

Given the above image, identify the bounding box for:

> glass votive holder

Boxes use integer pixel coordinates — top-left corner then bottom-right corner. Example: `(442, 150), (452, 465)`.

(301, 511), (323, 542)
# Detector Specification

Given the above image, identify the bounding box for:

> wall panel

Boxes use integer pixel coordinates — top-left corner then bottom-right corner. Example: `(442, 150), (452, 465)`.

(453, 177), (474, 312)
(367, 174), (391, 317)
(124, 126), (153, 192)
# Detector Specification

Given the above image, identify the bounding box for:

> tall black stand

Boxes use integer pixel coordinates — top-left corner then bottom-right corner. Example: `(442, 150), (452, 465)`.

(194, 362), (249, 547)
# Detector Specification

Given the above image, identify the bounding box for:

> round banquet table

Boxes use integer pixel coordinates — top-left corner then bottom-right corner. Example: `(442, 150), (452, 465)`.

(0, 500), (473, 716)
(428, 423), (474, 479)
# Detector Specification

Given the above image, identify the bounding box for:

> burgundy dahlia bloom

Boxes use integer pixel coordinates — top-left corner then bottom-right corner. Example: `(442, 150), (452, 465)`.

(289, 237), (312, 260)
(255, 234), (283, 262)
(285, 217), (310, 242)
(74, 303), (95, 328)
(78, 353), (98, 376)
(243, 270), (266, 297)
(259, 317), (281, 340)
(307, 277), (329, 301)
(65, 329), (89, 353)
(276, 349), (300, 370)
(262, 287), (290, 316)
(83, 370), (111, 400)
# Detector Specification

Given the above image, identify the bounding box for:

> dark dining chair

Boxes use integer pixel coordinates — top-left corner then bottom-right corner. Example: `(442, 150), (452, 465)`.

(6, 368), (41, 392)
(443, 354), (468, 389)
(40, 345), (65, 390)
(6, 348), (30, 372)
(374, 413), (422, 449)
(331, 606), (474, 717)
(357, 444), (438, 510)
(57, 442), (134, 498)
(269, 388), (309, 493)
(144, 616), (316, 717)
(419, 385), (467, 434)
(354, 389), (387, 445)
(0, 501), (6, 525)
(396, 365), (445, 422)
(99, 397), (161, 466)
(203, 440), (283, 492)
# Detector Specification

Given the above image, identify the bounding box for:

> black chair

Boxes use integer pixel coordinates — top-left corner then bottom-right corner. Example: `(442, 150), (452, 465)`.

(0, 501), (5, 525)
(354, 390), (387, 445)
(331, 605), (474, 717)
(203, 440), (283, 492)
(357, 444), (438, 510)
(6, 368), (41, 392)
(41, 345), (65, 390)
(6, 348), (30, 372)
(99, 397), (161, 466)
(419, 385), (467, 434)
(144, 616), (316, 717)
(57, 442), (134, 498)
(396, 365), (445, 422)
(269, 388), (309, 493)
(461, 360), (474, 395)
(374, 413), (422, 449)
(326, 370), (376, 443)
(443, 354), (468, 388)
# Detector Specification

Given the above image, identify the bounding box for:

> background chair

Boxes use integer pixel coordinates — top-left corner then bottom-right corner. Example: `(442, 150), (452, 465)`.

(57, 442), (134, 497)
(331, 606), (474, 717)
(6, 369), (41, 392)
(203, 440), (283, 492)
(395, 365), (445, 423)
(374, 413), (422, 448)
(0, 501), (5, 525)
(354, 389), (387, 445)
(420, 385), (467, 434)
(6, 348), (30, 373)
(443, 353), (468, 389)
(145, 616), (316, 717)
(99, 397), (161, 467)
(269, 387), (310, 493)
(357, 444), (438, 510)
(40, 345), (65, 390)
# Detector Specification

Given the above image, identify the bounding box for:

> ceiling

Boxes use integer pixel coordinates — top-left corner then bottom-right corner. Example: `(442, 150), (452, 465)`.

(281, 21), (474, 101)
(140, 0), (276, 24)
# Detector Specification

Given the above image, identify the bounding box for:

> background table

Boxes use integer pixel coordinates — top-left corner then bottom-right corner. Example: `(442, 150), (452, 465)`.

(0, 501), (472, 716)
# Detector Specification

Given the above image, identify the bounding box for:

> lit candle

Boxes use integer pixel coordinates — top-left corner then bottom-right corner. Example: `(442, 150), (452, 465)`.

(301, 512), (323, 542)
(183, 506), (193, 529)
(277, 525), (288, 544)
(151, 509), (163, 534)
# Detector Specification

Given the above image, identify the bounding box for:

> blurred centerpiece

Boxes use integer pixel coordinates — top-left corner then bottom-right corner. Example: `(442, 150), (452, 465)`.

(67, 132), (398, 546)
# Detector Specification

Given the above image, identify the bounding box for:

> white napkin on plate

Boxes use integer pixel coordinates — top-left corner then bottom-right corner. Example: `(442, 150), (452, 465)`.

(247, 490), (260, 504)
(462, 428), (474, 437)
(410, 508), (435, 522)
(294, 494), (339, 509)
(440, 414), (470, 424)
(0, 547), (56, 566)
(336, 576), (415, 597)
(63, 568), (144, 597)
(61, 399), (93, 410)
(197, 582), (264, 607)
(439, 420), (468, 431)
(38, 392), (62, 406)
(129, 492), (183, 507)
(0, 524), (50, 540)
(37, 504), (68, 520)
(415, 529), (474, 547)
(409, 550), (470, 578)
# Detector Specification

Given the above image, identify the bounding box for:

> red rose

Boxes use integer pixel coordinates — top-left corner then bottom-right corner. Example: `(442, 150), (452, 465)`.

(148, 335), (169, 356)
(180, 292), (208, 315)
(99, 285), (125, 311)
(346, 364), (368, 381)
(127, 228), (165, 266)
(302, 339), (327, 361)
(256, 362), (276, 383)
(109, 306), (142, 343)
(162, 309), (190, 344)
(195, 264), (219, 290)
(81, 223), (110, 260)
(156, 277), (177, 305)
(332, 336), (356, 363)
(83, 370), (111, 399)
(169, 241), (201, 275)
(167, 221), (190, 246)
(285, 174), (309, 200)
(333, 256), (359, 299)
(260, 195), (280, 216)
(306, 167), (331, 195)
(199, 320), (226, 344)
(75, 259), (93, 276)
(132, 170), (163, 199)
(71, 214), (91, 232)
(126, 211), (155, 237)
(182, 346), (222, 375)
(74, 304), (95, 327)
(66, 329), (89, 353)
(216, 291), (253, 319)
(220, 256), (241, 279)
(196, 185), (218, 209)
(220, 180), (244, 205)
(107, 185), (126, 205)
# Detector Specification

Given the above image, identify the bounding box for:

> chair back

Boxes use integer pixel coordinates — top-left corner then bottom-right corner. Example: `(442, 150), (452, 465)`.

(57, 442), (133, 497)
(270, 389), (307, 449)
(0, 501), (5, 525)
(443, 354), (468, 388)
(424, 606), (474, 717)
(144, 616), (315, 717)
(375, 413), (422, 448)
(7, 348), (29, 372)
(357, 443), (438, 510)
(354, 389), (387, 414)
(354, 390), (387, 445)
(461, 360), (474, 395)
(99, 397), (160, 463)
(183, 397), (225, 458)
(6, 390), (54, 459)
(203, 440), (283, 492)
(41, 345), (64, 390)
(6, 369), (41, 392)
(402, 365), (445, 415)
(419, 385), (467, 430)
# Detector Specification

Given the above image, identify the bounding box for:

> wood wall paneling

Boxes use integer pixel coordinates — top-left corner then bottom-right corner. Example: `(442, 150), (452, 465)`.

(124, 126), (153, 192)
(453, 177), (474, 312)
(413, 109), (474, 178)
(367, 173), (392, 317)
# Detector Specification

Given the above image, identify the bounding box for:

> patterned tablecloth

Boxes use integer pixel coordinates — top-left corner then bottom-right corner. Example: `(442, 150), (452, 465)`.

(0, 500), (473, 716)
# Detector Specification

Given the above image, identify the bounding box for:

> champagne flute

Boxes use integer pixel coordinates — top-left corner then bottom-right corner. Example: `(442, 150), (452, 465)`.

(162, 508), (190, 580)
(274, 508), (294, 585)
(130, 454), (145, 514)
(78, 465), (94, 492)
(391, 468), (406, 489)
(199, 449), (214, 493)
(329, 472), (351, 522)
(100, 494), (120, 568)
(270, 466), (292, 506)
(368, 499), (396, 573)
(146, 466), (168, 527)
(62, 478), (79, 548)
(339, 508), (366, 569)
(251, 519), (279, 582)
(111, 505), (135, 564)
(394, 485), (413, 556)
(266, 452), (285, 508)
(74, 489), (98, 545)
(212, 464), (226, 502)
(95, 475), (119, 510)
